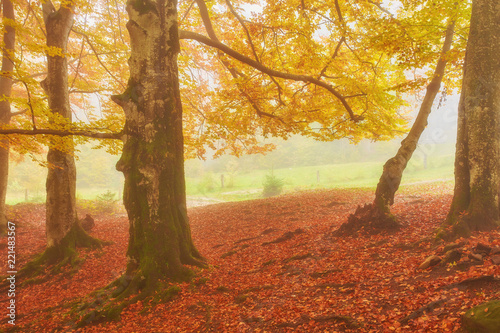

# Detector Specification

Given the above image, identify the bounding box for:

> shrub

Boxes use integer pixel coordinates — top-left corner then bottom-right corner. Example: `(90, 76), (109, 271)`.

(95, 190), (119, 214)
(262, 174), (284, 197)
(96, 190), (116, 202)
(197, 173), (216, 193)
(77, 190), (120, 215)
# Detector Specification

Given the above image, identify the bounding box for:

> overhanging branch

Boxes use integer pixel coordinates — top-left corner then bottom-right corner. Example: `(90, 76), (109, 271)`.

(0, 128), (123, 139)
(179, 30), (363, 122)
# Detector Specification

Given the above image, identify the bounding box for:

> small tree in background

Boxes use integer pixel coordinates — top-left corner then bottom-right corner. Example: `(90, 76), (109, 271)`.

(262, 173), (284, 197)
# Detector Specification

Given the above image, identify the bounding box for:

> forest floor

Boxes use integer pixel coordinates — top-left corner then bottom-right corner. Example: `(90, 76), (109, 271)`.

(1, 182), (500, 332)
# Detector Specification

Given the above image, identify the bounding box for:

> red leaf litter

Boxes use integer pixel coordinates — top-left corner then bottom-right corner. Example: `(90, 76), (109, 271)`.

(1, 182), (499, 332)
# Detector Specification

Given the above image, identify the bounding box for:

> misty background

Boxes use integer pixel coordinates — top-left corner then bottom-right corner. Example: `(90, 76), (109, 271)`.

(6, 94), (459, 206)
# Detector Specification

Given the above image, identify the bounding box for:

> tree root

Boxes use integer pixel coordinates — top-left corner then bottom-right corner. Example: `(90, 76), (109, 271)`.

(276, 313), (362, 329)
(437, 214), (500, 241)
(17, 223), (109, 282)
(74, 251), (206, 327)
(75, 269), (185, 327)
(399, 298), (449, 325)
(75, 274), (140, 327)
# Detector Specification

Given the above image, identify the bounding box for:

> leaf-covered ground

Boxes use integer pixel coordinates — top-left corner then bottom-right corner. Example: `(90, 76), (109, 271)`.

(1, 182), (500, 332)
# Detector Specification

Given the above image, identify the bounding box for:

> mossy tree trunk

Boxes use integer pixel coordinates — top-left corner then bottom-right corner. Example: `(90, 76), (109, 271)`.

(442, 0), (500, 237)
(111, 0), (205, 296)
(35, 1), (100, 267)
(338, 22), (455, 235)
(0, 0), (15, 234)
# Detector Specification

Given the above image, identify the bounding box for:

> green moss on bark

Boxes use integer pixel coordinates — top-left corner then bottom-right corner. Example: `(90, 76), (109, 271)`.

(19, 222), (105, 281)
(463, 300), (500, 333)
(129, 0), (157, 15)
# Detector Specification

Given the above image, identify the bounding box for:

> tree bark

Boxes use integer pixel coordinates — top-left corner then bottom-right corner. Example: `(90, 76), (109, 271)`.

(36, 2), (100, 264)
(42, 3), (78, 251)
(0, 0), (15, 234)
(442, 0), (500, 237)
(373, 22), (455, 213)
(337, 22), (455, 235)
(111, 0), (205, 295)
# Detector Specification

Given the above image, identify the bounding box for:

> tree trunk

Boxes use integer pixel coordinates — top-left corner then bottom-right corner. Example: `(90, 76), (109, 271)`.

(442, 0), (500, 237)
(35, 2), (99, 265)
(0, 0), (15, 234)
(337, 22), (455, 235)
(374, 22), (455, 212)
(111, 0), (205, 295)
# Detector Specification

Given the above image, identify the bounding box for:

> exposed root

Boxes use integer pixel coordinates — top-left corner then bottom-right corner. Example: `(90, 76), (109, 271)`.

(336, 203), (400, 236)
(73, 249), (206, 327)
(437, 214), (500, 241)
(399, 298), (449, 325)
(276, 313), (362, 329)
(75, 274), (138, 327)
(17, 223), (109, 282)
(75, 268), (188, 327)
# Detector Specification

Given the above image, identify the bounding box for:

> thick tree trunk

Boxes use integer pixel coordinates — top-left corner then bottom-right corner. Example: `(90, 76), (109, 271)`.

(111, 0), (204, 295)
(337, 23), (455, 235)
(442, 0), (500, 237)
(0, 0), (15, 234)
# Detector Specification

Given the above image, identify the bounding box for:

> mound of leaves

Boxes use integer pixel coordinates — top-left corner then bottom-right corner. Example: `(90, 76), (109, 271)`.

(336, 203), (400, 236)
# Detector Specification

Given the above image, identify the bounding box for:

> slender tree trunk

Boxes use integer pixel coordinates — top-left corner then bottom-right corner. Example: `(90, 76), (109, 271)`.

(110, 0), (205, 296)
(442, 0), (500, 237)
(0, 0), (15, 234)
(337, 22), (455, 235)
(42, 3), (77, 253)
(34, 2), (100, 265)
(374, 22), (455, 212)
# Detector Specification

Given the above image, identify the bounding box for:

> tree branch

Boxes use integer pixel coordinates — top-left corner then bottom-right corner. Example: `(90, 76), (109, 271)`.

(194, 0), (218, 40)
(180, 30), (362, 122)
(224, 0), (259, 61)
(71, 29), (126, 89)
(319, 36), (345, 79)
(0, 128), (123, 139)
(366, 0), (394, 17)
(224, 0), (285, 103)
(334, 0), (344, 24)
(193, 0), (288, 119)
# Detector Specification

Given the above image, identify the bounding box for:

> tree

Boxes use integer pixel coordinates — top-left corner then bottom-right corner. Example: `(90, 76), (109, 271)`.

(338, 21), (456, 235)
(0, 0), (452, 322)
(78, 0), (410, 320)
(106, 0), (207, 301)
(24, 1), (102, 270)
(332, 0), (470, 235)
(178, 0), (423, 160)
(440, 0), (500, 238)
(0, 0), (15, 234)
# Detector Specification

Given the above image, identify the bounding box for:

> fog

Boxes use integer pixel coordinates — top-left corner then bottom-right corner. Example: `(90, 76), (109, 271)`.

(6, 94), (459, 205)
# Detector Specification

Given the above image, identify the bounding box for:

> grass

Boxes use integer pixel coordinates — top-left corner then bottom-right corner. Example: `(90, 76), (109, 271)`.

(6, 189), (122, 205)
(6, 154), (454, 205)
(186, 154), (454, 202)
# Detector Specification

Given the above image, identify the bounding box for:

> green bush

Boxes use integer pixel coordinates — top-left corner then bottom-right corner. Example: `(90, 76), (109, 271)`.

(197, 173), (216, 193)
(96, 190), (117, 202)
(262, 174), (284, 197)
(77, 190), (120, 215)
